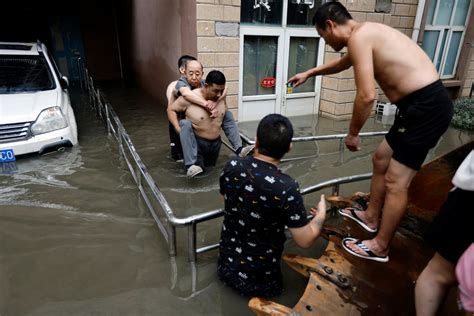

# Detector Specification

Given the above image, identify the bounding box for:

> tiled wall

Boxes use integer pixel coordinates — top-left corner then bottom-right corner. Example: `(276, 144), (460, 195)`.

(196, 0), (241, 119)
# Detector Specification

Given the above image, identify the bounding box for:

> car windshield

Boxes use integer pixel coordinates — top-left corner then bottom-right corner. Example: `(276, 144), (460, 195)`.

(0, 55), (55, 94)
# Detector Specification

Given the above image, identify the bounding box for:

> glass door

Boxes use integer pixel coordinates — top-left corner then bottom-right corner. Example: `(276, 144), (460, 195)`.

(239, 0), (325, 122)
(281, 28), (323, 117)
(239, 28), (285, 121)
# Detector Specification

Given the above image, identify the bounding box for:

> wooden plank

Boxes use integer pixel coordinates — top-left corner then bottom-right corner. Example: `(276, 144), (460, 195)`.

(283, 233), (430, 315)
(248, 297), (292, 315)
(292, 272), (361, 315)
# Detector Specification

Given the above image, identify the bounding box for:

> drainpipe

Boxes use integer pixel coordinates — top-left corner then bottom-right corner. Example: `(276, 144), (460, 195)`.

(412, 0), (427, 43)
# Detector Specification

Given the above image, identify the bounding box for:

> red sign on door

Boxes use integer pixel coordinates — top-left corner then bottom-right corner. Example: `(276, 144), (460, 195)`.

(260, 77), (276, 88)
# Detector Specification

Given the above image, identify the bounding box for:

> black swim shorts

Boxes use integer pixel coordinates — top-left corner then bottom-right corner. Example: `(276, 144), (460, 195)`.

(385, 80), (453, 170)
(425, 187), (474, 264)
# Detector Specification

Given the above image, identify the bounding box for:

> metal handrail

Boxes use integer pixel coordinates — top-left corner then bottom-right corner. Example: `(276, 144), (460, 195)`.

(78, 63), (379, 262)
(240, 131), (388, 145)
(301, 173), (372, 196)
(241, 130), (387, 163)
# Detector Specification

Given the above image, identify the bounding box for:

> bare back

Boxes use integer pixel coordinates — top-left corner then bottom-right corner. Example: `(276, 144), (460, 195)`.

(166, 80), (178, 106)
(351, 22), (439, 102)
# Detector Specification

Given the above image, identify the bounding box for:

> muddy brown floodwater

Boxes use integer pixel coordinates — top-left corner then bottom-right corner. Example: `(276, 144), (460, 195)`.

(0, 84), (471, 315)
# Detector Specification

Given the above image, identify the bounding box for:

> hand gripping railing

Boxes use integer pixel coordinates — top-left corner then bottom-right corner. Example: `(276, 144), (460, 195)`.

(78, 64), (381, 262)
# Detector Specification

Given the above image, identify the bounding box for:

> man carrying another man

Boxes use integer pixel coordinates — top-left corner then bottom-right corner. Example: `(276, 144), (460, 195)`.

(167, 58), (253, 170)
(168, 70), (231, 177)
(288, 2), (453, 262)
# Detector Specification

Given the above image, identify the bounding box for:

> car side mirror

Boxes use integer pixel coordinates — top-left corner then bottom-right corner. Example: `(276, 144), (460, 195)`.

(60, 75), (69, 89)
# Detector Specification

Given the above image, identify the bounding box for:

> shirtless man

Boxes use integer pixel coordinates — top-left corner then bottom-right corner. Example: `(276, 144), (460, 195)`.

(288, 2), (453, 262)
(168, 70), (228, 177)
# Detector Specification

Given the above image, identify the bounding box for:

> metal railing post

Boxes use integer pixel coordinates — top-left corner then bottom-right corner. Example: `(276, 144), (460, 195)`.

(188, 222), (197, 262)
(85, 70), (90, 94)
(105, 103), (111, 134)
(95, 89), (100, 109)
(77, 58), (82, 90)
(118, 129), (124, 158)
(339, 138), (345, 162)
(168, 225), (177, 257)
(136, 164), (142, 188)
(98, 93), (104, 120)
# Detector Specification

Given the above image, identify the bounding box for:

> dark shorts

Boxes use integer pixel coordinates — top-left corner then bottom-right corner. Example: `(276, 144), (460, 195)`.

(425, 188), (474, 264)
(196, 135), (221, 168)
(385, 80), (453, 170)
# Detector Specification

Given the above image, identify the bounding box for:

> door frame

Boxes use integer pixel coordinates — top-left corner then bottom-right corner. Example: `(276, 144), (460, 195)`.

(238, 10), (325, 121)
(238, 26), (285, 117)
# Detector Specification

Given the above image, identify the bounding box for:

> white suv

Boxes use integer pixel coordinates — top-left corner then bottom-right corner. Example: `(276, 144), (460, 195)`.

(0, 41), (78, 162)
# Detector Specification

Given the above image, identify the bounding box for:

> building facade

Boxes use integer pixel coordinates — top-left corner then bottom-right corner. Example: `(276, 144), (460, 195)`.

(4, 1), (470, 123)
(191, 0), (473, 121)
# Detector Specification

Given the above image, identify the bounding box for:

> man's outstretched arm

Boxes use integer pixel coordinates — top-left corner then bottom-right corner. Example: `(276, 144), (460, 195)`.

(287, 54), (352, 87)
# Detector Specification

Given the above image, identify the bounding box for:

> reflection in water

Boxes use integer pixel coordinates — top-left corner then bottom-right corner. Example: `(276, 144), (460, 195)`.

(0, 85), (472, 315)
(170, 184), (220, 194)
(10, 149), (83, 188)
(0, 150), (83, 211)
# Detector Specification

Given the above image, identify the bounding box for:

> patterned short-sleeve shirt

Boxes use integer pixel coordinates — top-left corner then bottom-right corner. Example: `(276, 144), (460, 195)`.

(218, 156), (309, 297)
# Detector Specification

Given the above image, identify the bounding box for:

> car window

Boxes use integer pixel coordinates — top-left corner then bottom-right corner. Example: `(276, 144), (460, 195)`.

(0, 55), (56, 94)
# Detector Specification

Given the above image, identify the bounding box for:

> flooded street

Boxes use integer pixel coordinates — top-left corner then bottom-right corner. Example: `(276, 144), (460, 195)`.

(0, 84), (472, 315)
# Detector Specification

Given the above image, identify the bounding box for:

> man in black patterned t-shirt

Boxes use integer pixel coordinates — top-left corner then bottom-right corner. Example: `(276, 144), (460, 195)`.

(217, 114), (327, 298)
